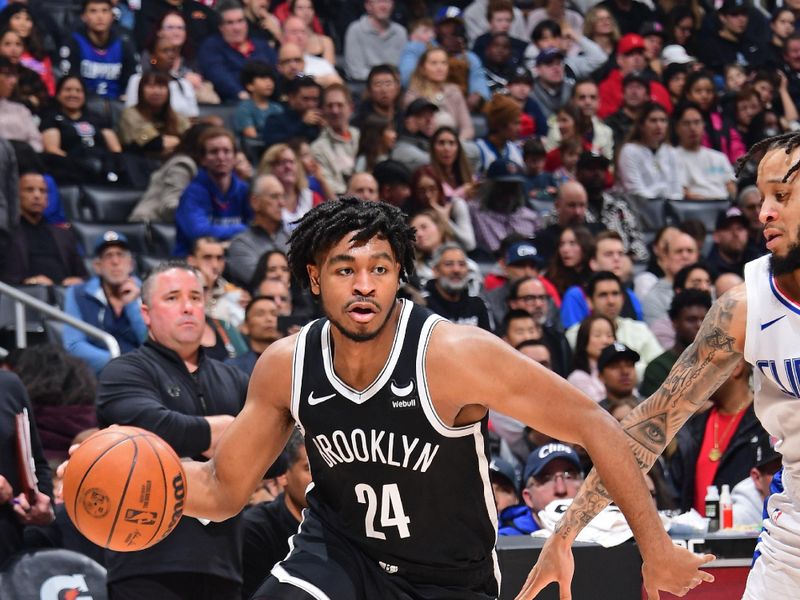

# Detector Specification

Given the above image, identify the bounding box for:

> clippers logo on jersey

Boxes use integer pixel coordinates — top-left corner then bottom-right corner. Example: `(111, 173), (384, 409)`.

(755, 358), (800, 398)
(310, 428), (440, 472)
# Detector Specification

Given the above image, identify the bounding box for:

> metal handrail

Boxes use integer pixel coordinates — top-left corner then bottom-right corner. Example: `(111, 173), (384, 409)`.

(0, 281), (121, 357)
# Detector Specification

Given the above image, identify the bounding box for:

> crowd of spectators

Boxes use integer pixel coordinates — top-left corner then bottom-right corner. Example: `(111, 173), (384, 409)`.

(0, 0), (788, 594)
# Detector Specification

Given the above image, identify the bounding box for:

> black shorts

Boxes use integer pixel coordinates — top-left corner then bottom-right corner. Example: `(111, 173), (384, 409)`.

(251, 511), (498, 600)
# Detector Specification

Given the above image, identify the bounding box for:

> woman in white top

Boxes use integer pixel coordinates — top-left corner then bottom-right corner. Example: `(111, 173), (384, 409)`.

(617, 101), (684, 200)
(567, 314), (616, 402)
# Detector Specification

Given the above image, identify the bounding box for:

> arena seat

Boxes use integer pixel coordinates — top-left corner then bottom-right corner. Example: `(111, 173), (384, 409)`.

(242, 137), (266, 165)
(138, 254), (166, 277)
(472, 114), (488, 139)
(1, 549), (107, 600)
(148, 223), (177, 258)
(44, 319), (65, 347)
(198, 103), (237, 132)
(70, 222), (148, 257)
(666, 199), (732, 232)
(58, 185), (86, 222)
(629, 196), (670, 233)
(81, 185), (142, 223)
(0, 285), (50, 333)
(529, 198), (555, 218)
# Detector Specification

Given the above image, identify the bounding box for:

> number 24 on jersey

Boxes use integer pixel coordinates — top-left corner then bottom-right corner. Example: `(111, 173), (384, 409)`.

(355, 483), (411, 540)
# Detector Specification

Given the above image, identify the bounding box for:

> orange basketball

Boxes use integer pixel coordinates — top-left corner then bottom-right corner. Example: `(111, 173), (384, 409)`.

(62, 426), (187, 552)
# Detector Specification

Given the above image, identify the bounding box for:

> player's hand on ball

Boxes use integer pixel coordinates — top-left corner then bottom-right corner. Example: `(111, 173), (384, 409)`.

(642, 545), (715, 599)
(514, 534), (575, 599)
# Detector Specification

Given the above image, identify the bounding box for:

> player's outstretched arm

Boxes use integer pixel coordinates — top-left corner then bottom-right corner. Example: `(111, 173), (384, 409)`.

(516, 284), (747, 599)
(430, 320), (718, 598)
(183, 335), (297, 522)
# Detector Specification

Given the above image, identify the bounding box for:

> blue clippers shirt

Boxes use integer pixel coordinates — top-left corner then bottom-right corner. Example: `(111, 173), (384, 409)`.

(70, 32), (124, 98)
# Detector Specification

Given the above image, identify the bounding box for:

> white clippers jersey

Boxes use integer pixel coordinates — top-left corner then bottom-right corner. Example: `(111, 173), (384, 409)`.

(743, 254), (800, 500)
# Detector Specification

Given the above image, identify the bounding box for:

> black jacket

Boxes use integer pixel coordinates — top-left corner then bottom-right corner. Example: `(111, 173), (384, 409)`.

(0, 220), (87, 285)
(670, 404), (770, 513)
(96, 340), (249, 583)
(0, 371), (52, 566)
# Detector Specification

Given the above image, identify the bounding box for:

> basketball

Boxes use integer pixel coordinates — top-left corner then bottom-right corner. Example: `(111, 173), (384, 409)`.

(62, 426), (187, 552)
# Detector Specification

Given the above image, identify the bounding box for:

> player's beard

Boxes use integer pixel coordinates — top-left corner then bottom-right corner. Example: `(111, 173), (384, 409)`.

(327, 296), (397, 343)
(771, 231), (800, 276)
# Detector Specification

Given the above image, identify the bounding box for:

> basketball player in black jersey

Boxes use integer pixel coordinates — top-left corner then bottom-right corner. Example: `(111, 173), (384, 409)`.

(178, 198), (714, 599)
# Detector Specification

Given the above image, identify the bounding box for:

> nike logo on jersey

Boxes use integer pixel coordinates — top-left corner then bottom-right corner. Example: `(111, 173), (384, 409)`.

(308, 391), (336, 406)
(761, 315), (786, 330)
(390, 380), (414, 397)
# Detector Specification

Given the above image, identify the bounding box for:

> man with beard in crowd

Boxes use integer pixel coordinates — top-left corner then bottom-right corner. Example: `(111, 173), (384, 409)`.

(576, 152), (649, 262)
(707, 207), (764, 277)
(422, 243), (492, 330)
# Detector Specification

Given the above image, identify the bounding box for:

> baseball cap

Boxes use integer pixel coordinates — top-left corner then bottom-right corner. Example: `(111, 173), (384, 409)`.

(661, 44), (696, 66)
(622, 70), (649, 87)
(577, 151), (611, 170)
(597, 342), (640, 372)
(536, 47), (565, 66)
(523, 443), (581, 484)
(434, 5), (463, 24)
(372, 159), (411, 186)
(617, 33), (646, 55)
(487, 158), (525, 183)
(508, 64), (534, 86)
(94, 230), (131, 257)
(640, 21), (665, 38)
(506, 241), (543, 267)
(489, 456), (520, 491)
(405, 97), (439, 117)
(719, 0), (749, 14)
(715, 206), (750, 230)
(755, 436), (781, 469)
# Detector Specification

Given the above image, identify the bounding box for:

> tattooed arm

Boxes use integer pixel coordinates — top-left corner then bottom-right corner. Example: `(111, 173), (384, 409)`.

(516, 284), (747, 600)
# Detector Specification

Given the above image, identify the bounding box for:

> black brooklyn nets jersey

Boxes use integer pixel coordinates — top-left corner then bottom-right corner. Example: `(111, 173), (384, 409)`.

(291, 299), (499, 589)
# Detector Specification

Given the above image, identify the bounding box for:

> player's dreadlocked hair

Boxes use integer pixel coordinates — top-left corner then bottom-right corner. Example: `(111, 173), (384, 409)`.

(287, 197), (417, 290)
(736, 131), (800, 181)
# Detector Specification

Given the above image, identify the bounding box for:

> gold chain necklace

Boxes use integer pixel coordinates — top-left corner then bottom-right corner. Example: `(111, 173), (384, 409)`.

(708, 408), (743, 462)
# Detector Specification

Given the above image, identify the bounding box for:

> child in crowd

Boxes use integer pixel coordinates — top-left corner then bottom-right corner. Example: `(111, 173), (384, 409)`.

(550, 137), (582, 185)
(522, 138), (557, 200)
(408, 17), (435, 44)
(724, 64), (748, 94)
(233, 60), (283, 140)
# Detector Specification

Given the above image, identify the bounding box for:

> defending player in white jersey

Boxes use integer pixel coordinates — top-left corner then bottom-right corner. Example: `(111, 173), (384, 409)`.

(519, 133), (800, 599)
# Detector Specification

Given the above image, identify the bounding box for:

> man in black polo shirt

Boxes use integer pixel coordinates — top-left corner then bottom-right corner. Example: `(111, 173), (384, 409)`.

(422, 243), (492, 331)
(0, 171), (86, 286)
(96, 261), (248, 599)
